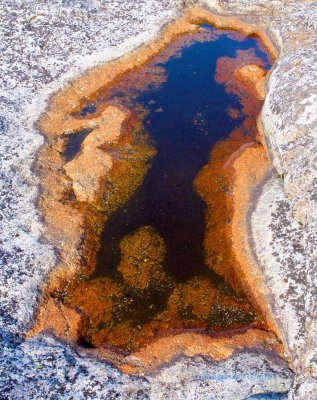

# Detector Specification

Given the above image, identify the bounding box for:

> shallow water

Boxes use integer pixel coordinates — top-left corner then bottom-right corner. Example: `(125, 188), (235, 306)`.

(66, 24), (271, 350)
(96, 26), (269, 279)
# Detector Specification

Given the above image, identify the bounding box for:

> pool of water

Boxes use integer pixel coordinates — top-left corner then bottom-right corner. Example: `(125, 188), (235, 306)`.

(95, 25), (270, 279)
(65, 24), (271, 351)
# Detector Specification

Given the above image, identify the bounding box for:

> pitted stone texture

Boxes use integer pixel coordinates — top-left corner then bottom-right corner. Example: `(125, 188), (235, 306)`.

(0, 334), (149, 400)
(251, 174), (307, 362)
(1, 0), (317, 399)
(262, 41), (317, 176)
(0, 334), (291, 400)
(288, 373), (317, 400)
(150, 352), (291, 400)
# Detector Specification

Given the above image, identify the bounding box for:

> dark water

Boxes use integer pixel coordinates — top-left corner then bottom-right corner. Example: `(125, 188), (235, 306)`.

(94, 25), (270, 282)
(67, 25), (272, 346)
(64, 128), (92, 162)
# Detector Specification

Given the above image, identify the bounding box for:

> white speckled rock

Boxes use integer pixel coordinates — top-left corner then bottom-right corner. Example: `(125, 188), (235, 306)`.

(0, 334), (149, 400)
(250, 174), (307, 368)
(0, 334), (291, 400)
(1, 0), (317, 398)
(150, 351), (291, 400)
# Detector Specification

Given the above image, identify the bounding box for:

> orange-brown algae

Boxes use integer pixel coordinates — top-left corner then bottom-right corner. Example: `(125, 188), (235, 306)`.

(118, 226), (168, 291)
(30, 6), (282, 369)
(235, 64), (267, 100)
(31, 107), (156, 342)
(64, 105), (127, 203)
(165, 276), (258, 331)
(226, 106), (241, 119)
(28, 295), (88, 343)
(119, 328), (284, 374)
(34, 6), (276, 295)
(193, 44), (269, 295)
(65, 277), (123, 347)
(214, 48), (268, 127)
(94, 119), (156, 215)
(230, 144), (281, 337)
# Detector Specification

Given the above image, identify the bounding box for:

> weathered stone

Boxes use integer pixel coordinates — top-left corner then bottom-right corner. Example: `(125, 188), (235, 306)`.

(0, 333), (291, 400)
(64, 106), (126, 203)
(1, 0), (316, 398)
(235, 64), (267, 100)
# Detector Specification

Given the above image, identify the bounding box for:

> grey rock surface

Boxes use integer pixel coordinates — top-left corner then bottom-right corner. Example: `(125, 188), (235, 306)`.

(0, 334), (149, 400)
(150, 351), (291, 400)
(0, 0), (316, 399)
(0, 333), (291, 400)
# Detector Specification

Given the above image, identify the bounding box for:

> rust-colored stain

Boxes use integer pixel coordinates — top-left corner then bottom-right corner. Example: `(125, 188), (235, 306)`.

(117, 226), (168, 291)
(30, 7), (282, 368)
(195, 47), (266, 292)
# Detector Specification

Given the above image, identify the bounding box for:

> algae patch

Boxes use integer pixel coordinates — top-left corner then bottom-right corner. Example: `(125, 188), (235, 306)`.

(62, 24), (271, 351)
(34, 16), (274, 353)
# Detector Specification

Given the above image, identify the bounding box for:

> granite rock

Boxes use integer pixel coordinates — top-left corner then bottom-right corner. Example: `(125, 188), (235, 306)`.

(0, 333), (291, 400)
(1, 0), (317, 398)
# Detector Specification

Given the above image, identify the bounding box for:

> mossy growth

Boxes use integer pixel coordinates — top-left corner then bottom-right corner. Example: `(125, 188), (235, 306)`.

(95, 113), (156, 215)
(118, 225), (169, 291)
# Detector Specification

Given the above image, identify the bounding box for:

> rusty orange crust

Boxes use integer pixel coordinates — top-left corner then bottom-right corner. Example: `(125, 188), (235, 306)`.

(83, 328), (283, 375)
(34, 6), (277, 292)
(29, 296), (88, 343)
(235, 64), (267, 100)
(64, 274), (260, 351)
(231, 145), (281, 336)
(194, 45), (269, 295)
(123, 329), (283, 374)
(30, 6), (282, 367)
(195, 45), (281, 338)
(59, 43), (271, 351)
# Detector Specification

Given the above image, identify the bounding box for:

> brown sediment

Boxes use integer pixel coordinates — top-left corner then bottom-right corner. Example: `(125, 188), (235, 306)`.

(30, 6), (282, 367)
